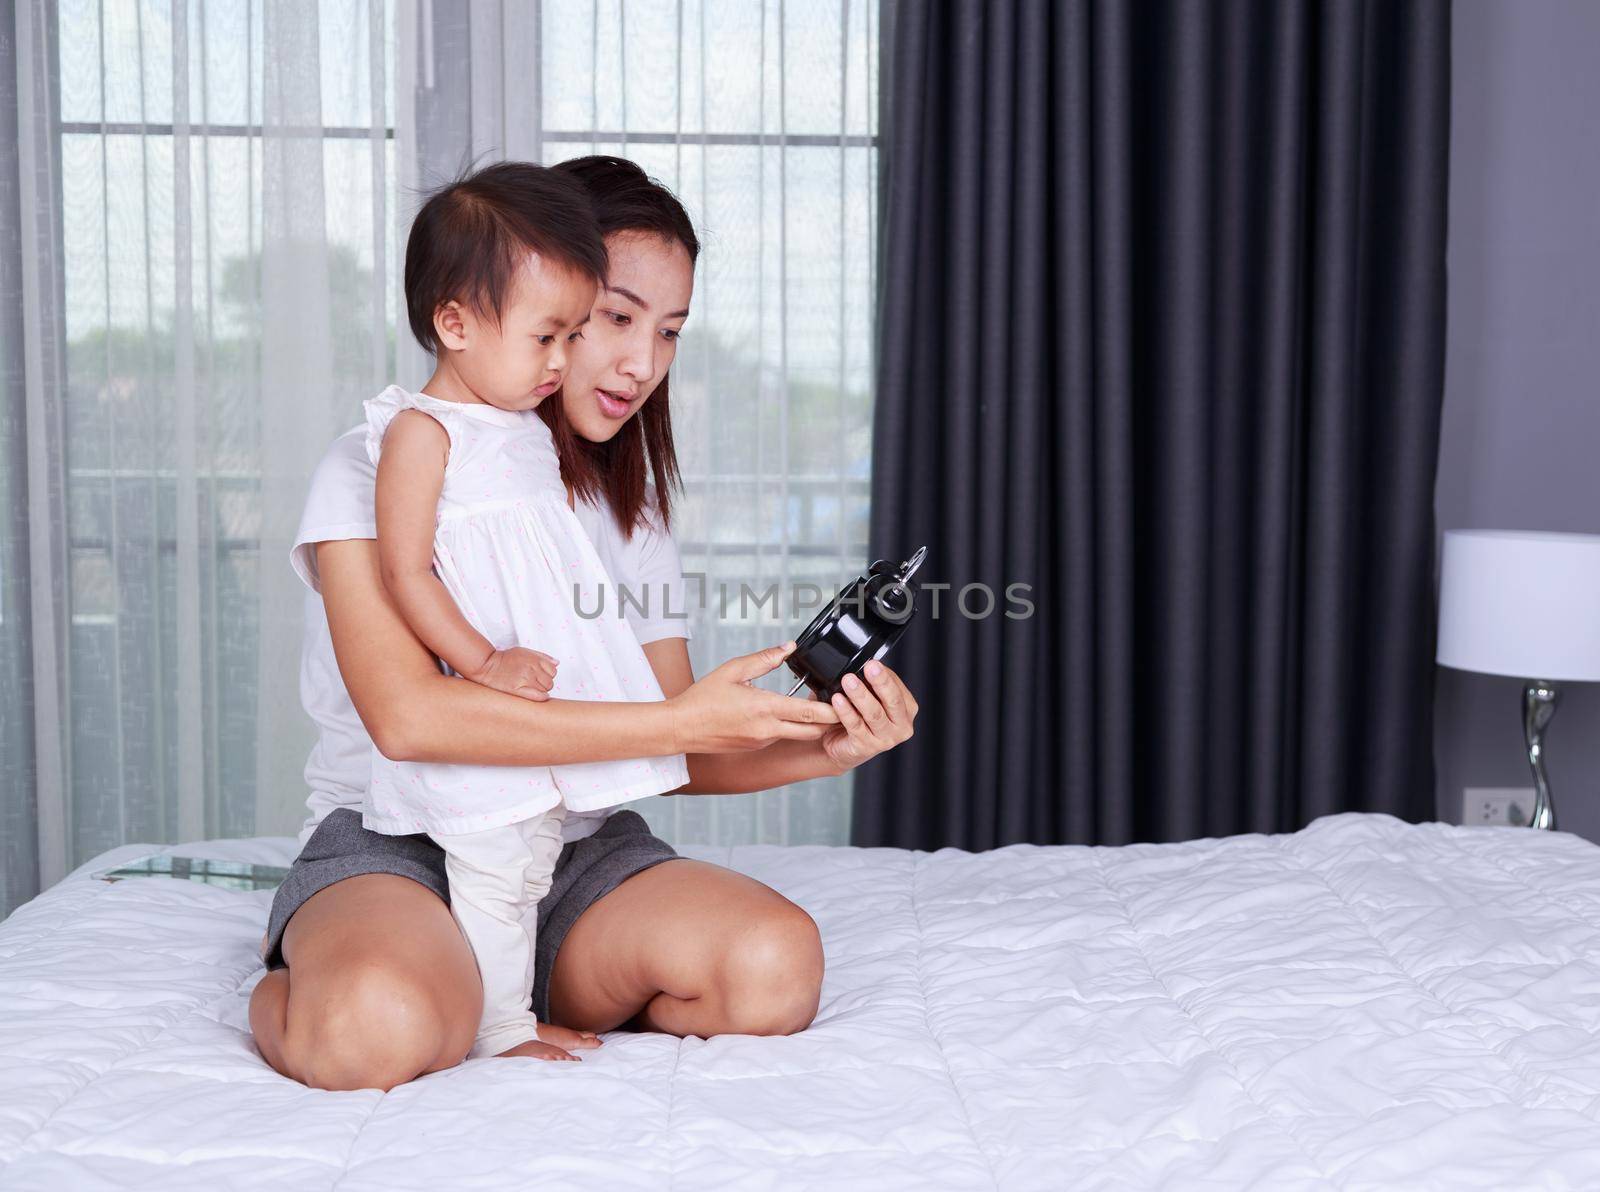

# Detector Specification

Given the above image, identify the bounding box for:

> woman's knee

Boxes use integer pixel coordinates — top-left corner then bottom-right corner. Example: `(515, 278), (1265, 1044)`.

(716, 904), (825, 1036)
(285, 958), (475, 1091)
(248, 968), (294, 1078)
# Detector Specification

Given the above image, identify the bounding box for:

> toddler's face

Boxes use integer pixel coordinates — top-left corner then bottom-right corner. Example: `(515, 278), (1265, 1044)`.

(450, 252), (597, 412)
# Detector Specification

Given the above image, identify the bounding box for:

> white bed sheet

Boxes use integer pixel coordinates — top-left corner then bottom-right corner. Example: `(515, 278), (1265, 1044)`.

(4, 813), (1600, 1189)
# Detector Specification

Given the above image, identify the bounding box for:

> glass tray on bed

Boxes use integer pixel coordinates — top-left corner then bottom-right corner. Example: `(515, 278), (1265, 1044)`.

(94, 855), (290, 891)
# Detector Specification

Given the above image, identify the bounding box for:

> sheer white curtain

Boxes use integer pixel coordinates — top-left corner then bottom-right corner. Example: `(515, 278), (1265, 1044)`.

(402, 0), (881, 848)
(2, 0), (394, 915)
(1, 0), (875, 916)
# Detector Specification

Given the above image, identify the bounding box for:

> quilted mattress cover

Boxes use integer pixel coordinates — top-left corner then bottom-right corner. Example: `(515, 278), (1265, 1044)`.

(5, 812), (1600, 1190)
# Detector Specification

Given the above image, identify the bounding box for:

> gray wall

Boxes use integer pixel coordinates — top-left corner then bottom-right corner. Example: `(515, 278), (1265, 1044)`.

(1435, 0), (1600, 837)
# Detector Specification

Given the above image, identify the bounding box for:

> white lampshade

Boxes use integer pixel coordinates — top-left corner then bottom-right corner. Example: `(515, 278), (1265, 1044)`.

(1437, 530), (1600, 682)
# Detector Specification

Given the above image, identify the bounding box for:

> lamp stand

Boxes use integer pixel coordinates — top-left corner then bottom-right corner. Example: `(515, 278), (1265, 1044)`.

(1522, 680), (1560, 831)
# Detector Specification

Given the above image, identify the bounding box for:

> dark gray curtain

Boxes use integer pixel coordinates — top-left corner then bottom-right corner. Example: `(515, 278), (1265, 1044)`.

(853, 0), (1451, 850)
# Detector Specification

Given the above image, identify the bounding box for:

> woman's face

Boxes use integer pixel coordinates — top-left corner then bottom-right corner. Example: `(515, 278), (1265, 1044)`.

(561, 231), (694, 443)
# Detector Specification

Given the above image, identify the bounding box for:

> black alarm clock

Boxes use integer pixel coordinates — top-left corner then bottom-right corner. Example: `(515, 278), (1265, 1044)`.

(784, 546), (927, 700)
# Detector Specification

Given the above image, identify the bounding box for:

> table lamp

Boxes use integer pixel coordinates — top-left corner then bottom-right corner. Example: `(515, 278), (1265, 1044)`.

(1436, 530), (1600, 830)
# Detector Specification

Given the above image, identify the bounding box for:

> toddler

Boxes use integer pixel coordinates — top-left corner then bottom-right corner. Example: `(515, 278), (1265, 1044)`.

(365, 162), (687, 1060)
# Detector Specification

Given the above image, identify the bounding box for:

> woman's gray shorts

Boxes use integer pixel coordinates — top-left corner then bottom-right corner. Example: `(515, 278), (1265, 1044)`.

(263, 807), (678, 1022)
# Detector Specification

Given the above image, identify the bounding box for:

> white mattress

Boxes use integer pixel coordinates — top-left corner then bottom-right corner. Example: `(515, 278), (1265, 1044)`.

(5, 813), (1600, 1189)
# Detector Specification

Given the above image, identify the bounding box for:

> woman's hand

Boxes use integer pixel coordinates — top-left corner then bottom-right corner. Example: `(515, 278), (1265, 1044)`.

(666, 642), (840, 754)
(818, 660), (918, 772)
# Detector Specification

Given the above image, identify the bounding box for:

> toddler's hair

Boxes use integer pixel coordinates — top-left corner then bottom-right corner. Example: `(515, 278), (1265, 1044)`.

(404, 161), (608, 355)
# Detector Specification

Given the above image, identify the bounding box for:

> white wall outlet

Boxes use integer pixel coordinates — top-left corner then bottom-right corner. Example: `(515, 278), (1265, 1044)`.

(1464, 787), (1534, 827)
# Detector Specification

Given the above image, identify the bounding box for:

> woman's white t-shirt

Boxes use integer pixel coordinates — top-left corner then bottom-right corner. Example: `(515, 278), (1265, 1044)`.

(291, 425), (693, 846)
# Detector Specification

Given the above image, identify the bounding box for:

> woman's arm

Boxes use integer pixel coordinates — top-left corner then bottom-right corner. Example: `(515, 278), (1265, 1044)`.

(319, 538), (838, 765)
(641, 637), (918, 795)
(373, 411), (557, 700)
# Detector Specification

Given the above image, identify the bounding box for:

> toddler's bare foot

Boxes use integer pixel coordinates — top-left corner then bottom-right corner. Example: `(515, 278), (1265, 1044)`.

(496, 1039), (579, 1062)
(537, 1023), (602, 1052)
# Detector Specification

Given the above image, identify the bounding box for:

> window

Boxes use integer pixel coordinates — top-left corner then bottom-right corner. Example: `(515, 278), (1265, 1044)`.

(408, 0), (880, 845)
(544, 1), (880, 844)
(37, 0), (394, 870)
(7, 0), (876, 913)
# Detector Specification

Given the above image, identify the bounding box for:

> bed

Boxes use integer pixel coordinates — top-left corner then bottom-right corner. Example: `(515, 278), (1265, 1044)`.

(5, 813), (1600, 1190)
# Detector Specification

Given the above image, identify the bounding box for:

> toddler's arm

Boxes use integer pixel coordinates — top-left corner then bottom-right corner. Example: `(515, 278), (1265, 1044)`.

(373, 409), (557, 701)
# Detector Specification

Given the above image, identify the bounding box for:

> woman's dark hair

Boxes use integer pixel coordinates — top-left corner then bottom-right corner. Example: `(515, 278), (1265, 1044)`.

(541, 156), (700, 538)
(405, 161), (608, 355)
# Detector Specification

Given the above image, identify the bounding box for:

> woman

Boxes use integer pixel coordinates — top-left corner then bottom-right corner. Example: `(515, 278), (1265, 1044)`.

(249, 157), (918, 1091)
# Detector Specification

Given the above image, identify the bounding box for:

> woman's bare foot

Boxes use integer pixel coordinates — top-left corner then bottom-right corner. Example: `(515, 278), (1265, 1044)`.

(495, 1039), (579, 1062)
(537, 1023), (603, 1052)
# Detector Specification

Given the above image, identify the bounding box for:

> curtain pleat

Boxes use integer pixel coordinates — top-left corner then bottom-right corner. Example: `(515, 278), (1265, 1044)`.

(12, 0), (71, 890)
(0, 0), (42, 910)
(254, 0), (339, 836)
(170, 0), (204, 844)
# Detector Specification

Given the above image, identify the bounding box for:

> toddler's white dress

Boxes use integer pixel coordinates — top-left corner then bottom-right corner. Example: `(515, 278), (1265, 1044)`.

(361, 385), (688, 837)
(361, 385), (687, 1057)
